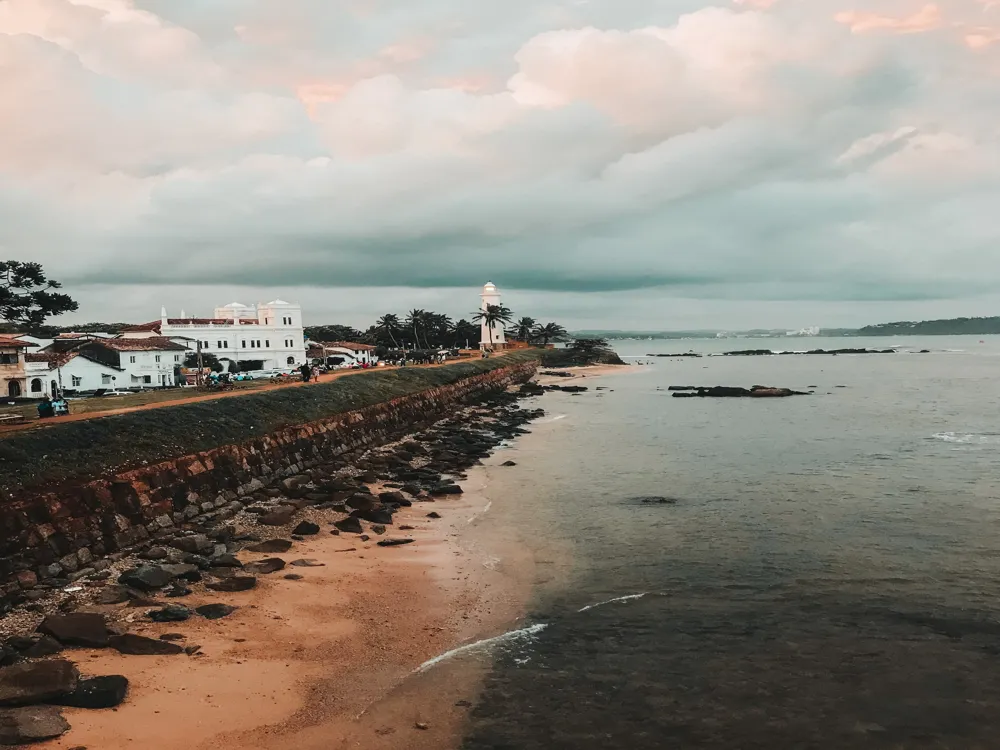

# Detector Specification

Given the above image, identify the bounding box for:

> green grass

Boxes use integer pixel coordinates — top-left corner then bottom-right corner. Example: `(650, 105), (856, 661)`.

(0, 351), (539, 492)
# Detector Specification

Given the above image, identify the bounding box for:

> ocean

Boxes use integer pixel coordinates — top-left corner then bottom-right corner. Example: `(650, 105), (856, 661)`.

(458, 336), (1000, 748)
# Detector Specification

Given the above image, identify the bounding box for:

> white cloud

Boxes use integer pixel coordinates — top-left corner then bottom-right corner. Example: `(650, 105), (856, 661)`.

(2, 0), (1000, 327)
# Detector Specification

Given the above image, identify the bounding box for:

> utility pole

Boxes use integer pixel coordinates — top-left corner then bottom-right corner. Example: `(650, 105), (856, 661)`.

(196, 340), (204, 386)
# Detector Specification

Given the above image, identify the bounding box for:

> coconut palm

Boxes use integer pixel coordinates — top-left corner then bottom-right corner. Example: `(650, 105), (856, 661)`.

(375, 314), (403, 348)
(450, 318), (478, 348)
(513, 316), (537, 343)
(405, 308), (429, 349)
(472, 304), (514, 349)
(532, 322), (569, 345)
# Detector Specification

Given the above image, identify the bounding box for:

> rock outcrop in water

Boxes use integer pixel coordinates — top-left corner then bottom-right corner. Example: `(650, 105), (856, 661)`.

(671, 385), (810, 398)
(721, 348), (896, 356)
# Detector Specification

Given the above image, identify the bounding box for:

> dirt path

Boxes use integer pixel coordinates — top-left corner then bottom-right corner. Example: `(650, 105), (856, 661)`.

(0, 363), (452, 436)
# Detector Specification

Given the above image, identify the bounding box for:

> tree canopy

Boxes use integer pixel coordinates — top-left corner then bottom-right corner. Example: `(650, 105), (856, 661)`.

(0, 261), (78, 328)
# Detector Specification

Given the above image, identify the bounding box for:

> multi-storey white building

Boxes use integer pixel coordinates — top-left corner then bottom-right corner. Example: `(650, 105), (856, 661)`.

(123, 300), (308, 371)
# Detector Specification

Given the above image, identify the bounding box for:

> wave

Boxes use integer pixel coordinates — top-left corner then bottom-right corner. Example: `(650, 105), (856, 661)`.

(534, 414), (568, 424)
(577, 593), (648, 613)
(931, 432), (1000, 444)
(413, 623), (548, 673)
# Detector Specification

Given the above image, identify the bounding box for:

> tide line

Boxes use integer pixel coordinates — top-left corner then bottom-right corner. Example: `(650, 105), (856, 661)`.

(577, 593), (648, 613)
(413, 623), (548, 674)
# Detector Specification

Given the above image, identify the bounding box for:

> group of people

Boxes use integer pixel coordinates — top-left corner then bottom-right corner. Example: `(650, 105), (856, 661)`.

(37, 396), (69, 419)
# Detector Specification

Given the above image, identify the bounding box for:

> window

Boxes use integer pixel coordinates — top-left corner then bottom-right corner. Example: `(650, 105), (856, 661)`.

(287, 356), (295, 365)
(102, 374), (112, 385)
(241, 340), (246, 348)
(155, 355), (161, 363)
(264, 340), (270, 348)
(174, 355), (181, 362)
(143, 375), (152, 384)
(71, 376), (82, 387)
(217, 341), (227, 349)
(129, 356), (136, 364)
(0, 353), (16, 364)
(30, 378), (42, 393)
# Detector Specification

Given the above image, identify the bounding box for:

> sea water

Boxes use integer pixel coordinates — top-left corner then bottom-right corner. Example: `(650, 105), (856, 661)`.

(459, 335), (1000, 749)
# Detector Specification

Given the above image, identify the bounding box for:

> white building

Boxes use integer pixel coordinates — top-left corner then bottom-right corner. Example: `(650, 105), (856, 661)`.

(479, 281), (507, 350)
(123, 300), (308, 371)
(27, 336), (187, 396)
(308, 341), (378, 366)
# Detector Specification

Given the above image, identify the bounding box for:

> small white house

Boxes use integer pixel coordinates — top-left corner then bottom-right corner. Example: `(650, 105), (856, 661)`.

(309, 341), (378, 366)
(26, 352), (125, 397)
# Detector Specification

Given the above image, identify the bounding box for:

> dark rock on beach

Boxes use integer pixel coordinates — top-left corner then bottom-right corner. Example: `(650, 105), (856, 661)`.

(377, 538), (415, 547)
(118, 565), (175, 592)
(351, 507), (394, 525)
(37, 614), (109, 648)
(0, 705), (70, 744)
(291, 521), (320, 536)
(244, 558), (285, 575)
(206, 576), (257, 592)
(110, 634), (184, 656)
(148, 605), (191, 623)
(0, 660), (78, 706)
(259, 507), (296, 527)
(334, 517), (364, 534)
(54, 675), (129, 709)
(245, 539), (293, 554)
(195, 604), (238, 620)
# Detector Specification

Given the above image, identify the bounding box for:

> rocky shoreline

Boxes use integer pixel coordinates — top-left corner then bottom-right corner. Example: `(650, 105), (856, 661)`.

(670, 385), (810, 398)
(0, 386), (545, 746)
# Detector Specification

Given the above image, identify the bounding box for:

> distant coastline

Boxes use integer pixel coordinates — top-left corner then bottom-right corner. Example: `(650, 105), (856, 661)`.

(574, 316), (1000, 340)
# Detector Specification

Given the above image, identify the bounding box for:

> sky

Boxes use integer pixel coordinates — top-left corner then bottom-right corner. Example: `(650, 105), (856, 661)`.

(2, 0), (1000, 330)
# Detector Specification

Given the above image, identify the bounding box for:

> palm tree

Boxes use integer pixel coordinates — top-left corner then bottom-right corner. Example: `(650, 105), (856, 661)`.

(472, 304), (514, 349)
(449, 318), (478, 348)
(405, 308), (428, 349)
(375, 314), (402, 348)
(532, 322), (568, 345)
(426, 312), (452, 348)
(513, 316), (537, 343)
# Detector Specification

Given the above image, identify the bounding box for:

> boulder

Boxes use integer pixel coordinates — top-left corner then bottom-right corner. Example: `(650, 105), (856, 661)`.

(96, 585), (131, 605)
(169, 534), (213, 554)
(54, 675), (128, 709)
(0, 660), (78, 706)
(164, 582), (193, 598)
(345, 494), (378, 512)
(333, 517), (364, 534)
(206, 576), (257, 593)
(244, 558), (285, 575)
(501, 461), (517, 467)
(245, 539), (293, 554)
(118, 565), (175, 592)
(377, 539), (415, 548)
(195, 604), (238, 620)
(0, 706), (70, 744)
(258, 508), (296, 526)
(110, 634), (184, 656)
(17, 637), (62, 660)
(138, 546), (170, 561)
(148, 605), (191, 623)
(289, 559), (324, 567)
(158, 564), (201, 582)
(209, 554), (243, 568)
(37, 614), (110, 648)
(351, 507), (394, 525)
(427, 512), (442, 519)
(378, 491), (411, 507)
(430, 484), (463, 496)
(291, 521), (320, 536)
(284, 574), (304, 581)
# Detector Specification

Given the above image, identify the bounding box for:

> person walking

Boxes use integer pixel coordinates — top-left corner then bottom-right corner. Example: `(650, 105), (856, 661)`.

(300, 362), (312, 383)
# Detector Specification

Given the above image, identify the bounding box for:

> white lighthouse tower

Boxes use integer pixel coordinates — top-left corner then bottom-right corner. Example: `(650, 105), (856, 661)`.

(479, 281), (507, 351)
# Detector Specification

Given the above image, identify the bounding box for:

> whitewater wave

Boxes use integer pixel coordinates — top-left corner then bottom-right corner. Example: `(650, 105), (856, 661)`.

(413, 623), (548, 673)
(931, 432), (1000, 445)
(577, 593), (648, 613)
(534, 414), (568, 424)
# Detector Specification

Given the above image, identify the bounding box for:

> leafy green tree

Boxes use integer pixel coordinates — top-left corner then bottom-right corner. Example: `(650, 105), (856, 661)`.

(0, 261), (78, 328)
(449, 318), (479, 348)
(375, 314), (403, 347)
(532, 322), (569, 345)
(513, 317), (537, 342)
(304, 324), (363, 342)
(472, 304), (513, 349)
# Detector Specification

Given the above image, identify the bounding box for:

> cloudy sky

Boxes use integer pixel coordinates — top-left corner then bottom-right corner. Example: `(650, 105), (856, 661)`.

(2, 0), (1000, 330)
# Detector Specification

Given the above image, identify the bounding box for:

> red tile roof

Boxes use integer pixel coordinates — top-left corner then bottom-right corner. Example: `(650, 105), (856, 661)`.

(125, 319), (260, 332)
(96, 337), (188, 352)
(0, 337), (30, 348)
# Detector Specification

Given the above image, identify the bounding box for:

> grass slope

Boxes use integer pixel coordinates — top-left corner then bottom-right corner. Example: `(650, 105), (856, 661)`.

(0, 352), (539, 492)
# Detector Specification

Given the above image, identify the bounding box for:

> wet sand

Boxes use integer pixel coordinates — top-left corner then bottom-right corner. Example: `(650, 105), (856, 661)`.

(47, 472), (534, 750)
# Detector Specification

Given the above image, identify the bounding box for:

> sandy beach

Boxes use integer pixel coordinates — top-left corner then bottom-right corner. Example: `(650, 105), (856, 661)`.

(28, 365), (630, 750)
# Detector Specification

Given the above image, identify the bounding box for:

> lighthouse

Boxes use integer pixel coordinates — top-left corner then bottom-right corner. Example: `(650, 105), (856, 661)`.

(479, 281), (507, 351)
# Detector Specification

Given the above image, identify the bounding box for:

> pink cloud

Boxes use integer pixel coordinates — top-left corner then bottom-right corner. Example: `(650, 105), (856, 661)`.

(835, 3), (943, 34)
